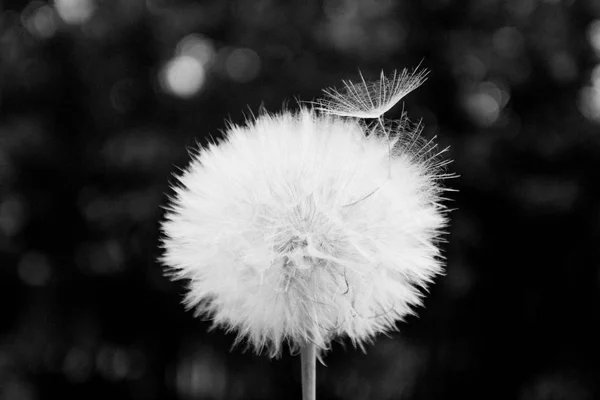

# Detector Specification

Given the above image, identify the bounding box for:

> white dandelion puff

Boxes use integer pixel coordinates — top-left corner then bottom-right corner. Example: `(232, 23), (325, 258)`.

(315, 68), (428, 119)
(160, 105), (452, 360)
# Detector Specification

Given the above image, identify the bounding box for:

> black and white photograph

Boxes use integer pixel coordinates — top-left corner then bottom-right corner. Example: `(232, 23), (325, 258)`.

(1, 0), (599, 399)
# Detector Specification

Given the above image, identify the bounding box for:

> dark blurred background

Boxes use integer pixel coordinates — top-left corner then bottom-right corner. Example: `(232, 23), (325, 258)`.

(1, 0), (600, 399)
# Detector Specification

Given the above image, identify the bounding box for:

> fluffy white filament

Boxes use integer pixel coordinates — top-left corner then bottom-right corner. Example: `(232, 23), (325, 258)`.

(160, 101), (451, 357)
(315, 68), (428, 119)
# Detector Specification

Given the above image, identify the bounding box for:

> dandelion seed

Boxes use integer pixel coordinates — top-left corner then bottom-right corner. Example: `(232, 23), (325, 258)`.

(315, 68), (428, 119)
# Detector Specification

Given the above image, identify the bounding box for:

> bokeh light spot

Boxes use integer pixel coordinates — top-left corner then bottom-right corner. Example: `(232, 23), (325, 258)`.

(97, 345), (135, 381)
(463, 81), (509, 127)
(54, 0), (96, 25)
(18, 251), (52, 287)
(492, 27), (523, 58)
(160, 55), (206, 98)
(578, 88), (600, 123)
(463, 54), (487, 81)
(591, 63), (600, 85)
(588, 20), (600, 57)
(578, 64), (600, 123)
(23, 4), (58, 39)
(175, 346), (227, 399)
(225, 48), (261, 83)
(176, 34), (215, 66)
(63, 347), (93, 383)
(90, 241), (123, 274)
(465, 93), (500, 127)
(0, 195), (27, 237)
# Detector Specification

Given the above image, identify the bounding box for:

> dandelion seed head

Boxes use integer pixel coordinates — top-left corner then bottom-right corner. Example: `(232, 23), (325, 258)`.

(160, 103), (451, 358)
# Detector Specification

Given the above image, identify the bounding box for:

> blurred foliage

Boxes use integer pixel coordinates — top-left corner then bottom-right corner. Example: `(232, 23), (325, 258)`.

(1, 0), (600, 399)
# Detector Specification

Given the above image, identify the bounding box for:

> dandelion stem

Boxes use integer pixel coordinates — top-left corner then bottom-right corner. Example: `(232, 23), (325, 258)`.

(300, 342), (316, 400)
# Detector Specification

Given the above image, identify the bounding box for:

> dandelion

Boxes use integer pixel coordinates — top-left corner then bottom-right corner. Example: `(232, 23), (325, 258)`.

(160, 69), (452, 400)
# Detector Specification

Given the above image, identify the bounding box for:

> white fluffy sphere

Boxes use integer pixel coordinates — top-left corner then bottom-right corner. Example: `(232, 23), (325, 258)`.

(160, 108), (449, 357)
